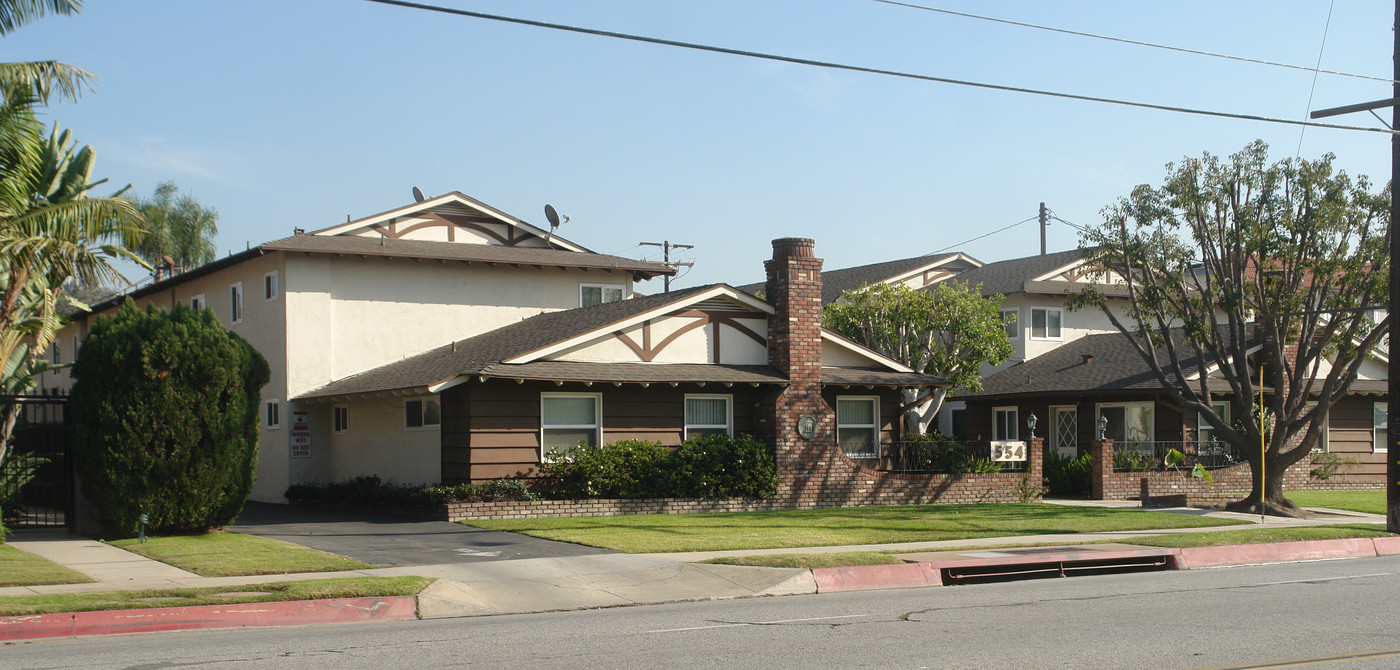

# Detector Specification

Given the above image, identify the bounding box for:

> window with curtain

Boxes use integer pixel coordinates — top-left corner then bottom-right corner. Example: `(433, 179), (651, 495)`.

(837, 397), (879, 458)
(542, 393), (601, 459)
(685, 395), (732, 439)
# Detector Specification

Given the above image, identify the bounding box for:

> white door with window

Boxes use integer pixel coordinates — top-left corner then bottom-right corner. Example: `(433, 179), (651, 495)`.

(1050, 406), (1077, 457)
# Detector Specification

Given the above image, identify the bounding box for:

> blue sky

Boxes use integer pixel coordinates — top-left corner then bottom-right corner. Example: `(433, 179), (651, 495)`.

(8, 1), (1394, 290)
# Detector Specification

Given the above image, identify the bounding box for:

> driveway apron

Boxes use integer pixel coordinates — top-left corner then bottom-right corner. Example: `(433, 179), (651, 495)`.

(231, 502), (611, 567)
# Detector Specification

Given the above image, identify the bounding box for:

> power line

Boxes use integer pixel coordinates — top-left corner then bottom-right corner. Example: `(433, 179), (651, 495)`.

(871, 0), (1395, 85)
(925, 216), (1037, 255)
(361, 0), (1396, 136)
(1296, 0), (1338, 157)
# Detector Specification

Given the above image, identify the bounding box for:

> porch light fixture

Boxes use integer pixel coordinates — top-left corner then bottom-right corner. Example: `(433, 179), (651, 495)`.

(1027, 412), (1037, 438)
(1098, 415), (1109, 440)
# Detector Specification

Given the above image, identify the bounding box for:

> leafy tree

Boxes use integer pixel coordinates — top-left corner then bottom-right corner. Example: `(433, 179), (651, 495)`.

(131, 181), (219, 275)
(0, 1), (94, 103)
(1072, 141), (1388, 517)
(69, 301), (269, 537)
(0, 87), (143, 471)
(823, 280), (1014, 428)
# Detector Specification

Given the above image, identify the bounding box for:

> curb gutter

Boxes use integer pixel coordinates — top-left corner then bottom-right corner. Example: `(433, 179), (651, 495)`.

(0, 596), (418, 642)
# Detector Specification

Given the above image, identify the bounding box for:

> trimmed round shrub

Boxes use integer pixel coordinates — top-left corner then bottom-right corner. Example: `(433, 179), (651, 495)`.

(70, 300), (269, 537)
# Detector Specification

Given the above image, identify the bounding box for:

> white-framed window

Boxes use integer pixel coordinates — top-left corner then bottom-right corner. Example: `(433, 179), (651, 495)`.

(993, 406), (1019, 441)
(1305, 401), (1328, 452)
(190, 293), (205, 311)
(1197, 402), (1229, 445)
(1000, 309), (1019, 339)
(541, 392), (602, 459)
(1098, 402), (1154, 450)
(836, 396), (880, 458)
(580, 283), (625, 307)
(264, 271), (279, 301)
(333, 405), (349, 434)
(685, 394), (732, 439)
(405, 397), (441, 430)
(229, 282), (244, 324)
(1374, 402), (1388, 453)
(1030, 307), (1063, 340)
(264, 400), (280, 429)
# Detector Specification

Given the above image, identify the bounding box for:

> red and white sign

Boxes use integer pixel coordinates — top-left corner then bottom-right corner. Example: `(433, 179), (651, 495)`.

(290, 410), (311, 458)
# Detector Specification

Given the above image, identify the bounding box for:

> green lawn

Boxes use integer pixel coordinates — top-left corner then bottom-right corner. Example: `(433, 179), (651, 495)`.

(110, 532), (374, 577)
(1286, 491), (1386, 516)
(464, 503), (1244, 553)
(0, 576), (433, 617)
(1125, 524), (1392, 548)
(703, 551), (903, 569)
(0, 544), (92, 587)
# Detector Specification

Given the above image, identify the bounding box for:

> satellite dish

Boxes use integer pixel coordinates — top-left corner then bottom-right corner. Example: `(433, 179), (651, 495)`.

(544, 204), (561, 229)
(412, 186), (426, 202)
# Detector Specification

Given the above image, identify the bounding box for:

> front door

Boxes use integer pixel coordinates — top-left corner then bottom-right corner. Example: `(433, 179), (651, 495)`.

(1050, 406), (1077, 457)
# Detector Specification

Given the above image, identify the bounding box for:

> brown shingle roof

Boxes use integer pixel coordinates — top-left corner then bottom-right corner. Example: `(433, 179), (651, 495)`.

(737, 253), (967, 304)
(264, 234), (673, 278)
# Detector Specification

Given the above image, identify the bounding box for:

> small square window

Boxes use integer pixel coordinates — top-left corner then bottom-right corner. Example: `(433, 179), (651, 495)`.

(1030, 307), (1062, 340)
(334, 405), (349, 434)
(685, 395), (732, 439)
(264, 271), (279, 301)
(993, 406), (1019, 441)
(405, 398), (441, 430)
(190, 294), (206, 311)
(265, 400), (280, 429)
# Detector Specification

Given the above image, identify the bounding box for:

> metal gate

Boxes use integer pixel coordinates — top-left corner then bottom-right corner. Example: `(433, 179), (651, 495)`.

(1, 394), (71, 529)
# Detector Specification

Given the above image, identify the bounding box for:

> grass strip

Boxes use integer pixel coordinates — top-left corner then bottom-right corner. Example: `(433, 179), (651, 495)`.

(1285, 491), (1386, 516)
(0, 544), (92, 587)
(464, 503), (1243, 553)
(110, 532), (374, 577)
(0, 576), (432, 617)
(1123, 524), (1392, 548)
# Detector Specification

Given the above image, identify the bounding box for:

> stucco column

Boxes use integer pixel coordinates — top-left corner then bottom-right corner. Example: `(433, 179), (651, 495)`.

(1090, 438), (1115, 500)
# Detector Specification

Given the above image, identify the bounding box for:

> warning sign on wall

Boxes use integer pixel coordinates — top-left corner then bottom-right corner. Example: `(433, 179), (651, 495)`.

(291, 410), (311, 458)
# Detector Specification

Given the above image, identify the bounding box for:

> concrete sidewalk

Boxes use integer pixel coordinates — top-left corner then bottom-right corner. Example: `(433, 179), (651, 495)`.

(0, 502), (1389, 635)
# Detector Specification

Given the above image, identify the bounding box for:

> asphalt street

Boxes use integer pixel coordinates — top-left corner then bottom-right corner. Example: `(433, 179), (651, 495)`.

(229, 502), (610, 566)
(10, 554), (1400, 669)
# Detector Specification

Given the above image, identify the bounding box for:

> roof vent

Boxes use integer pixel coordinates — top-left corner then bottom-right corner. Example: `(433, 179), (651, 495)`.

(1082, 354), (1094, 365)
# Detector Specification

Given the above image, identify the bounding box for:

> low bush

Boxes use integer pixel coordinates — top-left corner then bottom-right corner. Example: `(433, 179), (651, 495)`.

(286, 476), (538, 507)
(540, 434), (778, 500)
(1044, 451), (1092, 497)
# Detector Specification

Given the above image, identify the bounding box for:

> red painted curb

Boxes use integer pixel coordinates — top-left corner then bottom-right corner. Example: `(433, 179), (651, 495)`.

(812, 562), (941, 593)
(0, 596), (418, 641)
(1175, 538), (1378, 569)
(1372, 536), (1400, 556)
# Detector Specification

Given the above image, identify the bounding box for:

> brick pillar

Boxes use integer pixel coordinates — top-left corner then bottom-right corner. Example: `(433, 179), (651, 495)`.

(1028, 436), (1044, 498)
(1091, 438), (1115, 500)
(762, 238), (834, 501)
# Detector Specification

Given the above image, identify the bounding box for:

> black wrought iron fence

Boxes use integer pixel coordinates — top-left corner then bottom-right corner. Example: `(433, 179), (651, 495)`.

(884, 439), (1027, 474)
(1112, 440), (1243, 473)
(1, 394), (70, 529)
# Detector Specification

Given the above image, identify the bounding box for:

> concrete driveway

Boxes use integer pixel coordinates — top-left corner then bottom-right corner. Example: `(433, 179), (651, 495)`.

(230, 502), (612, 567)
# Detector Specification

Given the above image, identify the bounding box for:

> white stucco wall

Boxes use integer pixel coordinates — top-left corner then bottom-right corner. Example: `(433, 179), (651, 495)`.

(302, 396), (442, 486)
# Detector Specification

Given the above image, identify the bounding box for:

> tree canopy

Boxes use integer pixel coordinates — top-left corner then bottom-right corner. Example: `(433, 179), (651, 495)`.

(131, 181), (219, 275)
(70, 301), (269, 536)
(1072, 140), (1389, 516)
(823, 280), (1013, 426)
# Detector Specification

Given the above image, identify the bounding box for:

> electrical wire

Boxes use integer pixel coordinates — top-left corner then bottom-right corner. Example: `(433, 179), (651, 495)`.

(871, 0), (1394, 85)
(1296, 0), (1337, 157)
(924, 216), (1037, 255)
(361, 0), (1396, 136)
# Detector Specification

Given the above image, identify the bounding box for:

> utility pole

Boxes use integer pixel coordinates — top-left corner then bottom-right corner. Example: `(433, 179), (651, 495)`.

(639, 241), (694, 293)
(1039, 202), (1048, 256)
(1308, 0), (1400, 533)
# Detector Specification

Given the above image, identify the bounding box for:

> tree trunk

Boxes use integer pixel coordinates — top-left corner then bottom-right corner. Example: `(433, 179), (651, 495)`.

(1224, 458), (1304, 517)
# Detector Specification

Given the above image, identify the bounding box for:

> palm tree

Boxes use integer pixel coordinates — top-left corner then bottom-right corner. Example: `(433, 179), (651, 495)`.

(132, 181), (219, 276)
(0, 1), (94, 103)
(0, 83), (143, 468)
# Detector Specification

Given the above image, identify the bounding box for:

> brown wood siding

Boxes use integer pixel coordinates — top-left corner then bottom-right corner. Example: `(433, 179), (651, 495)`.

(1322, 395), (1388, 480)
(442, 380), (771, 484)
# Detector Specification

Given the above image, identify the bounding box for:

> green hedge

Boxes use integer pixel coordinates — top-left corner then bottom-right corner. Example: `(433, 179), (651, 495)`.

(1044, 451), (1092, 497)
(285, 476), (538, 507)
(540, 434), (779, 500)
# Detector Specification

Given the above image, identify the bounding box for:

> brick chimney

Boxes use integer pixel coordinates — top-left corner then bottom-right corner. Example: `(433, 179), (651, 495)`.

(762, 238), (834, 498)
